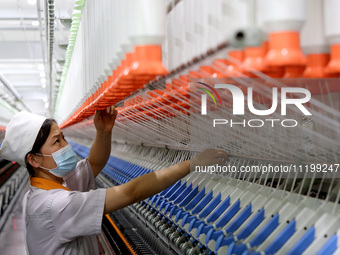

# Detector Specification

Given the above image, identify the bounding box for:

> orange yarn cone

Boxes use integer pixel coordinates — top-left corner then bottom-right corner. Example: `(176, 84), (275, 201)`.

(303, 54), (337, 78)
(130, 45), (168, 79)
(198, 66), (227, 78)
(284, 66), (306, 78)
(242, 45), (267, 77)
(325, 44), (340, 74)
(266, 31), (306, 67)
(212, 59), (230, 77)
(260, 41), (284, 78)
(265, 66), (285, 78)
(227, 50), (244, 76)
(119, 53), (135, 84)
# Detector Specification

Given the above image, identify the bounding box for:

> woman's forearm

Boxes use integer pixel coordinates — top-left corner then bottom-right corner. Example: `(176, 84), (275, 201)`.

(104, 160), (190, 214)
(88, 131), (112, 177)
(129, 160), (190, 201)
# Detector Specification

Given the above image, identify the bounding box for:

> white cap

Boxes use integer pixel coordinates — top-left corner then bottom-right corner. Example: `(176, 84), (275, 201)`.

(0, 111), (47, 166)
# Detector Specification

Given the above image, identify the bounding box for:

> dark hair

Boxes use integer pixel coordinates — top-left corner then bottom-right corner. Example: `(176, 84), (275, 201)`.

(25, 119), (55, 176)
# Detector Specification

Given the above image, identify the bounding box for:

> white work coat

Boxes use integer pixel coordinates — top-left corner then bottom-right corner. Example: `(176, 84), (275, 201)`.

(22, 159), (106, 255)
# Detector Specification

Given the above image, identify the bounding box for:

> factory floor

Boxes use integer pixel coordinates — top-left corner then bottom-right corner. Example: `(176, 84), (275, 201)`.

(0, 184), (27, 255)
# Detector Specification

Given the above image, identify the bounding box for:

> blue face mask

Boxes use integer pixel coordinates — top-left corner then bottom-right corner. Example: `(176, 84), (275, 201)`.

(37, 144), (78, 178)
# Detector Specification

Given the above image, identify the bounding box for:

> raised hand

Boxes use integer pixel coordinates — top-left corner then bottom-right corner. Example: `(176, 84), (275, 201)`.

(94, 106), (118, 133)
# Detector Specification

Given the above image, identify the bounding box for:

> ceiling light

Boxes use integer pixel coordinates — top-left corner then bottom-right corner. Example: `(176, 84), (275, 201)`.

(40, 72), (45, 78)
(32, 21), (39, 26)
(27, 0), (37, 5)
(38, 64), (45, 71)
(43, 97), (48, 103)
(44, 102), (49, 109)
(42, 83), (46, 89)
(41, 78), (47, 84)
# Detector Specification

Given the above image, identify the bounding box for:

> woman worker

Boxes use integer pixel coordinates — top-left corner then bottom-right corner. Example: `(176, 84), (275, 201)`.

(0, 106), (228, 255)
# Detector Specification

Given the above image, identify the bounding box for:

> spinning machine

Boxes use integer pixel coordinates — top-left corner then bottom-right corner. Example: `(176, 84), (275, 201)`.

(1, 0), (339, 254)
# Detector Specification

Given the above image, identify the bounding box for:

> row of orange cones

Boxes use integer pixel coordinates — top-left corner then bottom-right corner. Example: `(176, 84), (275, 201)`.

(60, 45), (168, 128)
(240, 32), (340, 78)
(115, 72), (340, 123)
(61, 32), (340, 128)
